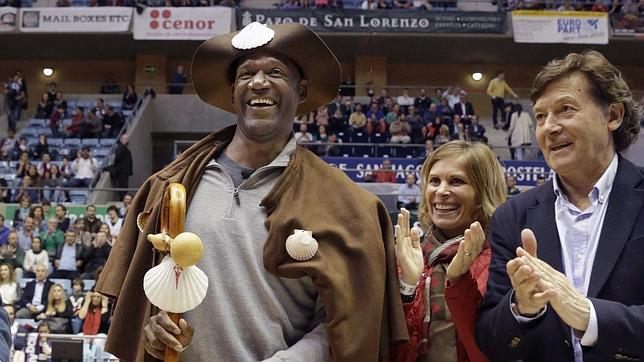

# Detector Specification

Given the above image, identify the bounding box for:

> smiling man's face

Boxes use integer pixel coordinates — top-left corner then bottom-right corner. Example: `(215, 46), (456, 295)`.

(231, 52), (307, 143)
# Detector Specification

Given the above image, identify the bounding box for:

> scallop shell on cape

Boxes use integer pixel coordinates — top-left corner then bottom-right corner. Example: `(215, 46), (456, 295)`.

(231, 22), (275, 50)
(143, 256), (208, 313)
(285, 229), (318, 262)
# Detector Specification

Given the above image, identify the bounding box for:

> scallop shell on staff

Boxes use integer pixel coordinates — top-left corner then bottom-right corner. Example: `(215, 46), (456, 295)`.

(285, 229), (318, 262)
(143, 256), (208, 314)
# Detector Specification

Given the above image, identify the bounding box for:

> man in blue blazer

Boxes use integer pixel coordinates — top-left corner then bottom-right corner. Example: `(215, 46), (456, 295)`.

(477, 50), (643, 362)
(15, 264), (54, 319)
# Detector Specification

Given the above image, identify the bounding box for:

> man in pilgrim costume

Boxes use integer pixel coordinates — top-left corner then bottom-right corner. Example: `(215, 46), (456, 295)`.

(96, 22), (408, 361)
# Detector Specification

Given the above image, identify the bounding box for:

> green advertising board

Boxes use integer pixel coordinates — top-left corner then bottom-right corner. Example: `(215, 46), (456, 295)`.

(1, 203), (115, 225)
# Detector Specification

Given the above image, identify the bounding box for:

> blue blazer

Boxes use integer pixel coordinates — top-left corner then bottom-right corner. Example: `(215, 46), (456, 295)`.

(477, 155), (644, 362)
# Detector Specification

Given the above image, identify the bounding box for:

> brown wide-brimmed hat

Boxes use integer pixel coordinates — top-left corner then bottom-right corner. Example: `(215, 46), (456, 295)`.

(191, 22), (341, 115)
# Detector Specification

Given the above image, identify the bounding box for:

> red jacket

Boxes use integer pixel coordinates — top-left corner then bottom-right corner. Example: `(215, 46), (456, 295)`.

(392, 247), (491, 362)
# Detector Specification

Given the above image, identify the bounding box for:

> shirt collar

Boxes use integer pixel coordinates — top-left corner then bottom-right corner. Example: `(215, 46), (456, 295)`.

(553, 153), (618, 206)
(207, 136), (296, 169)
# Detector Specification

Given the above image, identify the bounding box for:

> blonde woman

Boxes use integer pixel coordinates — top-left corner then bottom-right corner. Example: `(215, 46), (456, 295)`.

(392, 141), (507, 362)
(37, 284), (73, 327)
(0, 264), (20, 305)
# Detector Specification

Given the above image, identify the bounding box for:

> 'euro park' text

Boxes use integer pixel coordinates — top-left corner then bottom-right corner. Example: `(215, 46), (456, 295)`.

(557, 18), (582, 33)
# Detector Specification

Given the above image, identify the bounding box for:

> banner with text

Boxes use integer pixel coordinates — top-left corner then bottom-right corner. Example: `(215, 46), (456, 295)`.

(236, 8), (506, 34)
(19, 7), (132, 33)
(512, 10), (608, 44)
(322, 157), (551, 186)
(611, 13), (644, 37)
(0, 7), (18, 32)
(133, 6), (233, 40)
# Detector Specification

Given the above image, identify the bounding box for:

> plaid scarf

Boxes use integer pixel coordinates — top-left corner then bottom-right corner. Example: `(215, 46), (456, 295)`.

(419, 226), (464, 361)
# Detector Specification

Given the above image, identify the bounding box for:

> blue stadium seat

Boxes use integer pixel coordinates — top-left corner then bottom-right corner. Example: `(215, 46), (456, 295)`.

(26, 137), (38, 147)
(99, 138), (117, 146)
(83, 279), (96, 291)
(81, 138), (100, 147)
(64, 138), (81, 147)
(69, 190), (89, 204)
(370, 133), (388, 144)
(29, 118), (48, 127)
(48, 138), (64, 147)
(77, 100), (92, 108)
(122, 110), (134, 118)
(93, 147), (111, 157)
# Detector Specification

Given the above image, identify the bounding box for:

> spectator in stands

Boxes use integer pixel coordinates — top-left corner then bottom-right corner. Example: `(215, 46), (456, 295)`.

(15, 150), (31, 179)
(348, 103), (367, 133)
(102, 105), (125, 138)
(397, 88), (415, 114)
(19, 170), (41, 204)
(100, 73), (120, 95)
(0, 264), (20, 305)
(17, 216), (35, 251)
(414, 88), (430, 116)
(46, 82), (58, 105)
(487, 70), (519, 129)
(374, 158), (397, 183)
(12, 195), (31, 228)
(317, 124), (328, 143)
(417, 139), (434, 160)
(3, 303), (25, 355)
(0, 129), (18, 161)
(166, 64), (187, 94)
(65, 147), (98, 189)
(119, 194), (133, 219)
(327, 94), (347, 118)
(44, 200), (55, 220)
(392, 141), (506, 362)
(591, 0), (608, 11)
(99, 223), (115, 246)
(93, 98), (108, 119)
(453, 92), (475, 124)
(421, 102), (438, 125)
(60, 156), (73, 180)
(35, 93), (53, 119)
(53, 92), (68, 117)
(450, 114), (464, 139)
(49, 105), (65, 138)
(122, 83), (138, 111)
(6, 73), (26, 133)
(507, 103), (534, 160)
(55, 205), (70, 233)
(0, 180), (9, 204)
(506, 174), (520, 196)
(23, 236), (49, 278)
(315, 105), (329, 128)
(385, 103), (401, 125)
(65, 106), (85, 138)
(535, 175), (546, 187)
(421, 115), (441, 143)
(69, 278), (85, 325)
(361, 0), (377, 8)
(106, 134), (132, 200)
(30, 206), (47, 234)
(36, 322), (53, 356)
(323, 132), (342, 156)
(467, 114), (487, 142)
(0, 231), (24, 280)
(82, 205), (102, 235)
(435, 124), (451, 146)
(394, 0), (413, 7)
(36, 284), (73, 333)
(437, 97), (454, 119)
(294, 123), (314, 143)
(443, 86), (461, 110)
(50, 230), (84, 280)
(42, 218), (64, 258)
(407, 105), (423, 143)
(105, 206), (122, 239)
(73, 219), (93, 247)
(0, 215), (8, 246)
(79, 290), (110, 335)
(81, 231), (111, 280)
(389, 115), (412, 143)
(15, 264), (52, 319)
(329, 106), (347, 134)
(376, 0), (392, 8)
(38, 152), (52, 178)
(43, 164), (66, 203)
(397, 173), (421, 210)
(86, 109), (103, 138)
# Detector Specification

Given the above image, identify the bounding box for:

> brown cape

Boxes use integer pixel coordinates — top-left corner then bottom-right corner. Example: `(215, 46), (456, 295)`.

(95, 125), (408, 361)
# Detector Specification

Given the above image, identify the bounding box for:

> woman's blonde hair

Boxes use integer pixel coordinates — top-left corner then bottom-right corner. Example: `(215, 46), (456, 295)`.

(0, 264), (16, 284)
(418, 141), (507, 233)
(46, 284), (68, 314)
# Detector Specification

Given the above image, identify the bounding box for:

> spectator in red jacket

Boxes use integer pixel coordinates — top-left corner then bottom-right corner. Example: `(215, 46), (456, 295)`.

(391, 141), (506, 362)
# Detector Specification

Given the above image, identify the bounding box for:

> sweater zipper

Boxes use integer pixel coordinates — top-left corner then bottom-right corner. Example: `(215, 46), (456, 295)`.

(233, 188), (240, 206)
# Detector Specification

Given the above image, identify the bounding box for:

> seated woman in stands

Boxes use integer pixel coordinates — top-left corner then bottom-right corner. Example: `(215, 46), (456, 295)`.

(12, 175), (39, 204)
(66, 106), (87, 138)
(392, 141), (506, 362)
(122, 83), (138, 111)
(43, 164), (66, 203)
(35, 93), (53, 119)
(12, 194), (32, 227)
(79, 290), (110, 335)
(0, 263), (20, 306)
(36, 284), (73, 333)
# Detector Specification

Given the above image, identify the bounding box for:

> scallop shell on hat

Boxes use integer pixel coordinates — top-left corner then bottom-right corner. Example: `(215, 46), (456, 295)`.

(285, 229), (318, 262)
(231, 22), (275, 50)
(143, 256), (208, 314)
